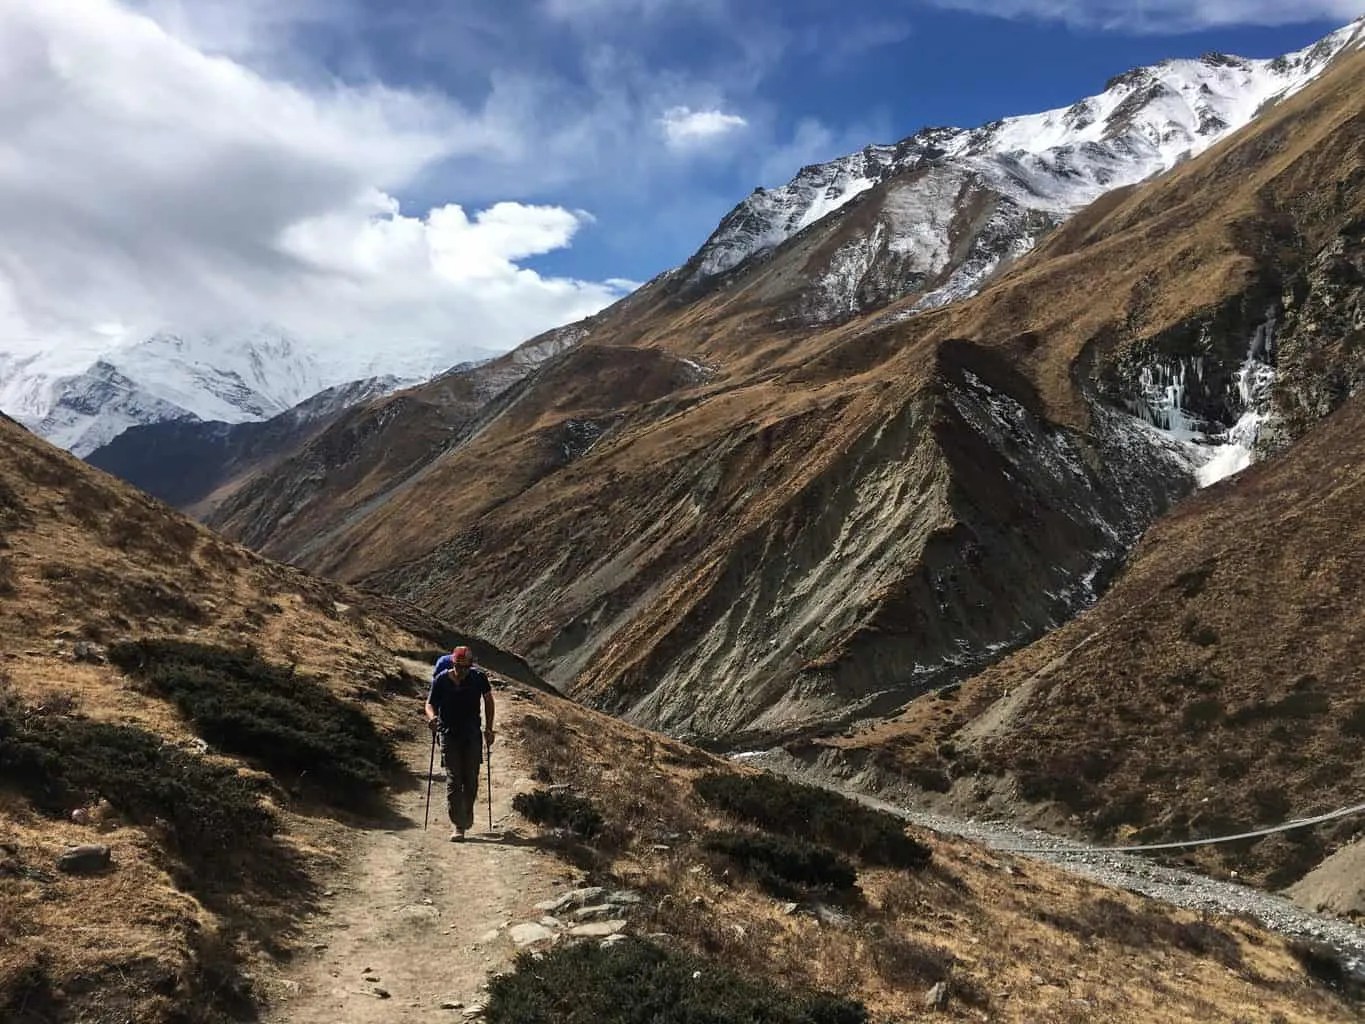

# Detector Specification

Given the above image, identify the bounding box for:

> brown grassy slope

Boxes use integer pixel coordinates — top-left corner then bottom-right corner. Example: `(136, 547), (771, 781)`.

(817, 392), (1365, 892)
(212, 52), (1365, 741)
(0, 412), (539, 1023)
(500, 685), (1357, 1024)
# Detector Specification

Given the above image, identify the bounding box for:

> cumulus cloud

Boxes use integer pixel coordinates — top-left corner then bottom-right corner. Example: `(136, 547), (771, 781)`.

(0, 0), (628, 385)
(923, 0), (1365, 32)
(660, 106), (749, 148)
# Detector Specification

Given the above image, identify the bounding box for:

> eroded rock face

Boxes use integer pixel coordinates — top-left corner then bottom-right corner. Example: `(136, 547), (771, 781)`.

(1272, 225), (1365, 443)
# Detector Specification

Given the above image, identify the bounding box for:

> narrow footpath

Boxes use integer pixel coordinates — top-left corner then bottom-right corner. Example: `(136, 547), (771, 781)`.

(264, 726), (573, 1023)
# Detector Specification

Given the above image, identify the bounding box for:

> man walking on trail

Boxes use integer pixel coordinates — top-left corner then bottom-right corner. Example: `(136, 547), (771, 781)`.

(426, 646), (495, 842)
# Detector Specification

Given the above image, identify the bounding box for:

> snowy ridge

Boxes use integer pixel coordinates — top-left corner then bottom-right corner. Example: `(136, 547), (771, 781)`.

(1, 326), (435, 455)
(692, 18), (1365, 288)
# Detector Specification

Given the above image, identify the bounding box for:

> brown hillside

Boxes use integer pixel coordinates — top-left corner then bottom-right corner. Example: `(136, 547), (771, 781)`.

(212, 51), (1365, 750)
(0, 412), (540, 1022)
(490, 683), (1360, 1024)
(5, 412), (1359, 1023)
(814, 392), (1365, 894)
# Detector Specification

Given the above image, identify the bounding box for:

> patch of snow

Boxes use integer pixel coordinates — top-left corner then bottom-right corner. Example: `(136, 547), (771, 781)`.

(1124, 318), (1279, 488)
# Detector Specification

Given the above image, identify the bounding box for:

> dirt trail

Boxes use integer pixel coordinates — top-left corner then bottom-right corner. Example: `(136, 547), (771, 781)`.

(265, 721), (572, 1022)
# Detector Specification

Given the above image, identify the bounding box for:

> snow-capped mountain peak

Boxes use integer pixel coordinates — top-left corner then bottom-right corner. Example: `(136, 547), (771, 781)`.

(691, 18), (1365, 285)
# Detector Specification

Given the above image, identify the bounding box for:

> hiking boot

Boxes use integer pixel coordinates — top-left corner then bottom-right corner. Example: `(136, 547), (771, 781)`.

(450, 829), (465, 842)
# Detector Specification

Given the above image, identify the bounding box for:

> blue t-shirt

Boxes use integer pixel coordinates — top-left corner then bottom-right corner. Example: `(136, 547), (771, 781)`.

(427, 663), (491, 737)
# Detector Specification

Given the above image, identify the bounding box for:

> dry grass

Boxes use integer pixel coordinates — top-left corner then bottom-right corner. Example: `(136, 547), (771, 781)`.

(0, 414), (535, 1023)
(503, 687), (1358, 1024)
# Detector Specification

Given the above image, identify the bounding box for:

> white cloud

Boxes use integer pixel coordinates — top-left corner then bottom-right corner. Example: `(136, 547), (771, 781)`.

(660, 106), (749, 148)
(924, 0), (1365, 32)
(0, 0), (628, 387)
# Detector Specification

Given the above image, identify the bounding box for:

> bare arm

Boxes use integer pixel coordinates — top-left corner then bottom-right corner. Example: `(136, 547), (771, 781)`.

(483, 690), (496, 746)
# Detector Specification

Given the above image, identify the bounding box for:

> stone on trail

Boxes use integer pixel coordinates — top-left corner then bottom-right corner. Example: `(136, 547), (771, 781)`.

(534, 886), (606, 914)
(509, 922), (555, 947)
(571, 904), (616, 922)
(57, 844), (111, 874)
(441, 1000), (464, 1010)
(569, 920), (626, 938)
(925, 981), (949, 1011)
(373, 987), (391, 999)
(477, 928), (502, 944)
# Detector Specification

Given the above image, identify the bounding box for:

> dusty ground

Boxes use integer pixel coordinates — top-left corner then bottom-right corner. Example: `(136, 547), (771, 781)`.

(265, 689), (574, 1022)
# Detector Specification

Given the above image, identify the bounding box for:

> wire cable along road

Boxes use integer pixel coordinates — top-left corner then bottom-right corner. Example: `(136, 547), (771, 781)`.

(1000, 799), (1365, 854)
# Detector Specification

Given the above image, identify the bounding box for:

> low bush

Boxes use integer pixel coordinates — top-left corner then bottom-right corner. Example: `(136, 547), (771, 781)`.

(694, 771), (930, 869)
(1040, 898), (1242, 968)
(867, 933), (954, 988)
(485, 937), (868, 1024)
(513, 788), (604, 838)
(704, 830), (856, 897)
(107, 639), (397, 807)
(0, 691), (272, 873)
(1290, 940), (1365, 1001)
(1344, 702), (1365, 738)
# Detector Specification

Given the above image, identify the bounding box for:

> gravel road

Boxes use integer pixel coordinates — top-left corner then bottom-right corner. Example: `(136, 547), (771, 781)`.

(744, 751), (1365, 977)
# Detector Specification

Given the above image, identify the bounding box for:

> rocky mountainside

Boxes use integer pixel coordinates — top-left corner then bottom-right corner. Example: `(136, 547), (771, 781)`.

(83, 375), (408, 514)
(5, 416), (1360, 1023)
(686, 19), (1365, 319)
(809, 390), (1365, 898)
(206, 321), (589, 557)
(206, 35), (1365, 761)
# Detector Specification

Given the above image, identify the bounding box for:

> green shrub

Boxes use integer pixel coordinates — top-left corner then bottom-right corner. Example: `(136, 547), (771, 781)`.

(704, 830), (856, 897)
(485, 938), (867, 1024)
(513, 788), (604, 838)
(107, 639), (397, 807)
(0, 692), (272, 872)
(694, 771), (930, 869)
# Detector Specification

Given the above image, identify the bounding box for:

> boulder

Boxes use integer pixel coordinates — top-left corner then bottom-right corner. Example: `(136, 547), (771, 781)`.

(925, 981), (949, 1011)
(534, 886), (606, 914)
(508, 922), (555, 947)
(57, 844), (111, 874)
(569, 920), (626, 939)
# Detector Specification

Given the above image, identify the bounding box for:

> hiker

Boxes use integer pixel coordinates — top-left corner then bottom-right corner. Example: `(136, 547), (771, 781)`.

(425, 645), (495, 842)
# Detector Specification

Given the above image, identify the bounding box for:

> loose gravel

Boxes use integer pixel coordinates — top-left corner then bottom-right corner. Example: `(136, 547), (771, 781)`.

(746, 751), (1365, 978)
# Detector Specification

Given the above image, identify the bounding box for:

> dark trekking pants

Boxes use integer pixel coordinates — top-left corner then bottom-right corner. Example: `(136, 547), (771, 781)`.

(443, 731), (483, 831)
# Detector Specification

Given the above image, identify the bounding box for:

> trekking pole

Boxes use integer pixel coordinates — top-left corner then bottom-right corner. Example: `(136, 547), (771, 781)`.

(424, 728), (437, 830)
(486, 740), (494, 833)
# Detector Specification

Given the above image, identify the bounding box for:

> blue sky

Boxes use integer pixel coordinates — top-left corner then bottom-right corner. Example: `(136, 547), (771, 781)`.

(252, 0), (1353, 283)
(0, 0), (1360, 376)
